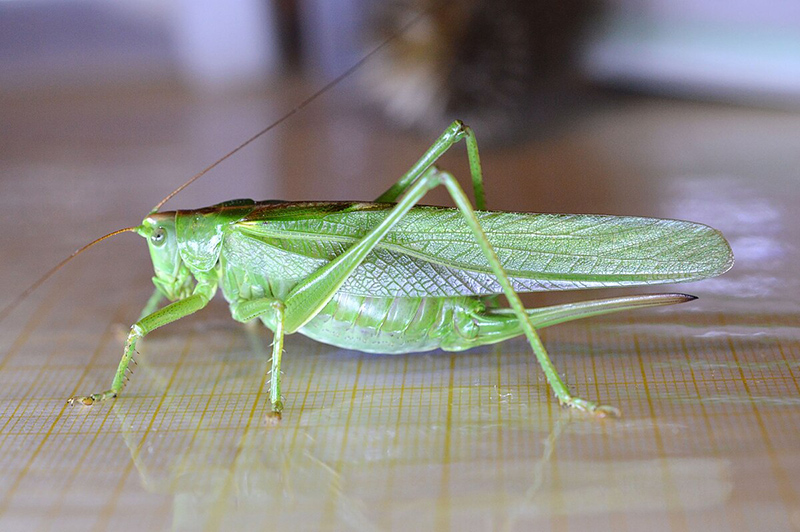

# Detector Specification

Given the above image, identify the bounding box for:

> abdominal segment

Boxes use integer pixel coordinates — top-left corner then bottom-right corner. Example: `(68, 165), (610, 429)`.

(298, 293), (499, 354)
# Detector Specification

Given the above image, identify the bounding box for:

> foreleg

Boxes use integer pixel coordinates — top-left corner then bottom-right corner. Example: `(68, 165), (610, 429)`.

(68, 282), (215, 406)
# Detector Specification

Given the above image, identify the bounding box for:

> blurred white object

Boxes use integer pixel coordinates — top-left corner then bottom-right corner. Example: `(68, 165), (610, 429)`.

(172, 0), (279, 91)
(585, 0), (800, 105)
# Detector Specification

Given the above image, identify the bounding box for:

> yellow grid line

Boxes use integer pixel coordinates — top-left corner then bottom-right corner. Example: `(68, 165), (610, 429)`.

(434, 354), (456, 531)
(725, 327), (799, 514)
(33, 306), (128, 532)
(632, 319), (689, 532)
(0, 282), (121, 523)
(206, 330), (271, 532)
(90, 324), (197, 532)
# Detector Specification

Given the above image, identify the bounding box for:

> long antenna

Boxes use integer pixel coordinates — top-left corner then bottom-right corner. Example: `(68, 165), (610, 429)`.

(151, 6), (436, 213)
(0, 226), (139, 323)
(4, 3), (442, 324)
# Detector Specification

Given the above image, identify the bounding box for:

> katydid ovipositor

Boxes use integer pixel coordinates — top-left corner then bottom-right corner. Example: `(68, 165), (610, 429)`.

(60, 118), (729, 419)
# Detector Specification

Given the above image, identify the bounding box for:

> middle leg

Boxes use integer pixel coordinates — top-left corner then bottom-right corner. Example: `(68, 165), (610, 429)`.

(232, 297), (286, 418)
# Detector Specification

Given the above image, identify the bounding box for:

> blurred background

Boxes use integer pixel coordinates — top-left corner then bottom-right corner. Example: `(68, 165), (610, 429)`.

(2, 0), (798, 218)
(2, 0), (799, 113)
(2, 0), (798, 299)
(2, 0), (799, 128)
(1, 2), (800, 531)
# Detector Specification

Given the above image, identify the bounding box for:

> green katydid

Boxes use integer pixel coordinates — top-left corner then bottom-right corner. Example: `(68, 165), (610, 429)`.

(0, 12), (733, 420)
(53, 118), (728, 419)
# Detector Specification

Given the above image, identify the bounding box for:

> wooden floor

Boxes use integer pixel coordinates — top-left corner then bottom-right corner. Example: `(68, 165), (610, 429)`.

(1, 82), (799, 531)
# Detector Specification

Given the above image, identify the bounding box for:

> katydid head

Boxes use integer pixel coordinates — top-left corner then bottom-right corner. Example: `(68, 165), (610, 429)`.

(138, 213), (193, 301)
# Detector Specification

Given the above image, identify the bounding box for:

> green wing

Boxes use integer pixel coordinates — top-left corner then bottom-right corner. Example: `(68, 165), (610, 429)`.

(234, 202), (733, 298)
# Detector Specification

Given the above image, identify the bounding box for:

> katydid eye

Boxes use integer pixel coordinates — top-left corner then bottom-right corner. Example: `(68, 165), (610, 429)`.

(151, 227), (167, 246)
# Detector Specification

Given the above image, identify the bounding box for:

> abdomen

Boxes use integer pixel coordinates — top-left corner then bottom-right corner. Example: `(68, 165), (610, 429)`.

(299, 293), (484, 354)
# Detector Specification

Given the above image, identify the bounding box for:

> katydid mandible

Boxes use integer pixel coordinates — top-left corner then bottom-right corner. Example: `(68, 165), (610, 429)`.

(56, 119), (732, 418)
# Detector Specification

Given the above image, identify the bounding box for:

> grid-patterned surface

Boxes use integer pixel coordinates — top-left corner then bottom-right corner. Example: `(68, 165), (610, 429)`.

(1, 89), (799, 531)
(2, 295), (799, 531)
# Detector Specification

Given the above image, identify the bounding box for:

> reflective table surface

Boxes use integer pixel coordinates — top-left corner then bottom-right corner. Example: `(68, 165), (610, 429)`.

(1, 84), (798, 531)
